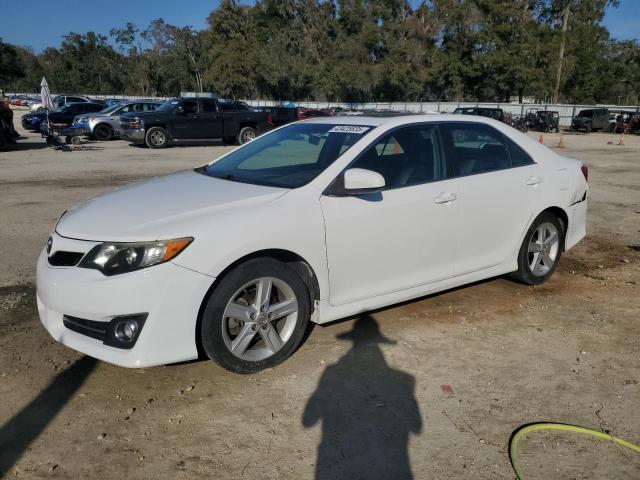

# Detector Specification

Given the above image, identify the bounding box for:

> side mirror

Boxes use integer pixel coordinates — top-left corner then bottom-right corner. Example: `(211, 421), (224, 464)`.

(343, 168), (385, 194)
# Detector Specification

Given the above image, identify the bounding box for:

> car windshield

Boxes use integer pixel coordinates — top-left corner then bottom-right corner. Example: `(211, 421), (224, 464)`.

(98, 104), (121, 115)
(198, 123), (372, 188)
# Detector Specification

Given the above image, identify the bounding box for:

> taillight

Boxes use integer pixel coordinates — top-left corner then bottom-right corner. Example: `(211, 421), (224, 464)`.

(581, 164), (589, 182)
(298, 112), (304, 120)
(267, 113), (273, 125)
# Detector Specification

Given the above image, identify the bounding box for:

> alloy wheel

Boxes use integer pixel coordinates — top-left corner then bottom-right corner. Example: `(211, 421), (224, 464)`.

(150, 131), (165, 146)
(527, 222), (560, 277)
(221, 277), (299, 361)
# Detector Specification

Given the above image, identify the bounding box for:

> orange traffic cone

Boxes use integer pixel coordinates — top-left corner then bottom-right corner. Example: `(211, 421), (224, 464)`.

(557, 134), (565, 148)
(538, 134), (544, 144)
(618, 134), (625, 146)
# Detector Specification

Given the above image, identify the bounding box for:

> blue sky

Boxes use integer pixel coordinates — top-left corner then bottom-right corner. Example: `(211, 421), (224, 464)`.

(1, 0), (638, 52)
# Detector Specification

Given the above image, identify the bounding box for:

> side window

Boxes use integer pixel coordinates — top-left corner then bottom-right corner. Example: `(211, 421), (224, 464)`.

(504, 136), (535, 167)
(145, 103), (158, 111)
(119, 104), (133, 113)
(132, 103), (144, 112)
(182, 100), (199, 114)
(350, 124), (444, 189)
(443, 123), (511, 175)
(201, 99), (217, 112)
(68, 97), (85, 103)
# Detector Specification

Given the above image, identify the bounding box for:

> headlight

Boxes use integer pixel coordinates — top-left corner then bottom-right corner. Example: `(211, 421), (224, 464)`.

(78, 237), (193, 276)
(76, 116), (87, 124)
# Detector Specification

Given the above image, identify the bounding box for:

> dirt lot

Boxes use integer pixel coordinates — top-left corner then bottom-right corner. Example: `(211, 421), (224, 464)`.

(1, 110), (639, 479)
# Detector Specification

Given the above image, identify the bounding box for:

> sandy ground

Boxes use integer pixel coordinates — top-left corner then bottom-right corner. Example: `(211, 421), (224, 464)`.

(1, 110), (639, 479)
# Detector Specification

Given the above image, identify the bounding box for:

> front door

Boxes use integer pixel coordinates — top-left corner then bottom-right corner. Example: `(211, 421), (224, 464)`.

(320, 124), (459, 306)
(172, 99), (206, 139)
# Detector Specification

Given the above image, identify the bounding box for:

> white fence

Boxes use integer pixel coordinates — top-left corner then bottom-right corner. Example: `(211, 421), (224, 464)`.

(8, 92), (639, 127)
(243, 100), (640, 127)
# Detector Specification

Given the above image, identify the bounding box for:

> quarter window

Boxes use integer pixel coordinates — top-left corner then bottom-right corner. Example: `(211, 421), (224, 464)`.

(349, 125), (445, 189)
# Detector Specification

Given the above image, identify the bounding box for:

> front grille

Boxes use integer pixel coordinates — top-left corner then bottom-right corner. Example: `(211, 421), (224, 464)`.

(62, 315), (107, 342)
(48, 251), (84, 267)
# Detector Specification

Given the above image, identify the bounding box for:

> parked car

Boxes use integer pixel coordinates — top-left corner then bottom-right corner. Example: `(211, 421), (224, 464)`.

(30, 95), (105, 112)
(571, 108), (609, 132)
(37, 103), (106, 132)
(255, 106), (300, 127)
(37, 114), (588, 373)
(453, 107), (505, 122)
(119, 97), (272, 148)
(72, 101), (162, 141)
(298, 108), (332, 120)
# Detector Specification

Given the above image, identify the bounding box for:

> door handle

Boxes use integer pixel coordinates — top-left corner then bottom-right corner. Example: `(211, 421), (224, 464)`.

(434, 192), (457, 204)
(526, 176), (543, 186)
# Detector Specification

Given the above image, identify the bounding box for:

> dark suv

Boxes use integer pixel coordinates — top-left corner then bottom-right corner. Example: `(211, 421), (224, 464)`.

(452, 107), (505, 122)
(571, 108), (609, 133)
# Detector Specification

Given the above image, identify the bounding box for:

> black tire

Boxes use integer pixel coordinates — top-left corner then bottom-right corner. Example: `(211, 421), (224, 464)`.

(585, 123), (591, 133)
(65, 136), (72, 144)
(222, 136), (237, 145)
(237, 126), (257, 145)
(94, 123), (113, 141)
(200, 258), (311, 374)
(71, 136), (81, 145)
(511, 212), (564, 285)
(145, 126), (169, 149)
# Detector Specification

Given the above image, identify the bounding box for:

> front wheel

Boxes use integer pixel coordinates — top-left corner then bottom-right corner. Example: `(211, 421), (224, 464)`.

(200, 258), (310, 374)
(145, 127), (169, 149)
(238, 126), (257, 145)
(511, 212), (563, 285)
(94, 124), (113, 141)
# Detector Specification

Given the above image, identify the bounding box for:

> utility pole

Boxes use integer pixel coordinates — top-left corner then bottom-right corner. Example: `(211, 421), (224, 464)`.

(553, 4), (570, 104)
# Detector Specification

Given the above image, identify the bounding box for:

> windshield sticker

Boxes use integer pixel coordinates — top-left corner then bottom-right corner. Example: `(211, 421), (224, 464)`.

(328, 126), (370, 134)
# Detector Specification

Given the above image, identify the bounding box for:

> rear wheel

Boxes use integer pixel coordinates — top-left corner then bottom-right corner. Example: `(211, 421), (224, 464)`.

(511, 212), (563, 285)
(238, 126), (257, 145)
(145, 127), (169, 149)
(94, 124), (113, 141)
(71, 136), (81, 145)
(200, 258), (310, 374)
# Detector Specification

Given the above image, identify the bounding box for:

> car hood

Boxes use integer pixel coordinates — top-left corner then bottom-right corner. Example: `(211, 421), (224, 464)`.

(56, 170), (289, 242)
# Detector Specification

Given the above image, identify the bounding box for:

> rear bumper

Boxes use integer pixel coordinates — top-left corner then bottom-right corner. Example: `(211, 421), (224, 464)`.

(565, 199), (587, 251)
(120, 127), (146, 143)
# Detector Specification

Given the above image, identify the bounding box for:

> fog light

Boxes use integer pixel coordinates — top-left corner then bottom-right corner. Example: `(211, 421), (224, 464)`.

(114, 320), (138, 343)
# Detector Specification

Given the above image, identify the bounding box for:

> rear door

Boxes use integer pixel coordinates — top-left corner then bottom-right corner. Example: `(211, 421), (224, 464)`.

(440, 122), (540, 276)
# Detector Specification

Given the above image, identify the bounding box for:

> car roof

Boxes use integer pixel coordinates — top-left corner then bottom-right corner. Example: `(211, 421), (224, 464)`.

(301, 113), (507, 128)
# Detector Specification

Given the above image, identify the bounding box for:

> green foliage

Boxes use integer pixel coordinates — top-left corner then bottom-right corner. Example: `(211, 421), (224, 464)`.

(2, 2), (639, 104)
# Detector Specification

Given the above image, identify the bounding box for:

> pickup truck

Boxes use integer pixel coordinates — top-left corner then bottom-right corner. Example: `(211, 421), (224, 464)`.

(119, 97), (272, 148)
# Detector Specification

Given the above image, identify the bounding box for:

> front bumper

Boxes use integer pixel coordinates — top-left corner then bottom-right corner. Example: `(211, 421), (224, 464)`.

(120, 127), (146, 143)
(36, 232), (214, 368)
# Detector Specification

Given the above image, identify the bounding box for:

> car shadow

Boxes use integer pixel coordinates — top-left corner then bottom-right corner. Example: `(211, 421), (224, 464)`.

(0, 356), (97, 476)
(0, 141), (50, 152)
(302, 315), (422, 479)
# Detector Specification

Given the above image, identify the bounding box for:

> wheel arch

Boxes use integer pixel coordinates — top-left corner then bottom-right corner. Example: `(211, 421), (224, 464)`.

(535, 206), (569, 251)
(93, 122), (113, 134)
(194, 248), (321, 356)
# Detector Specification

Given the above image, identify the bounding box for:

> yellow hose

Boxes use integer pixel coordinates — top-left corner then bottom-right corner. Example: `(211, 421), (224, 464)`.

(509, 422), (640, 480)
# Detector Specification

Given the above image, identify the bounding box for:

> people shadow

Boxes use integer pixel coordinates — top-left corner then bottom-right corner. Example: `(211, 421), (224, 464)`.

(303, 316), (422, 480)
(0, 356), (97, 476)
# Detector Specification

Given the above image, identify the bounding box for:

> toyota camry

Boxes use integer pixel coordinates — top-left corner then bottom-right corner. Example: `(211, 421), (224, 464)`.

(36, 115), (588, 373)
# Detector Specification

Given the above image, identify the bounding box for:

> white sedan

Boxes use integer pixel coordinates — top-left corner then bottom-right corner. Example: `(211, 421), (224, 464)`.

(36, 115), (588, 373)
